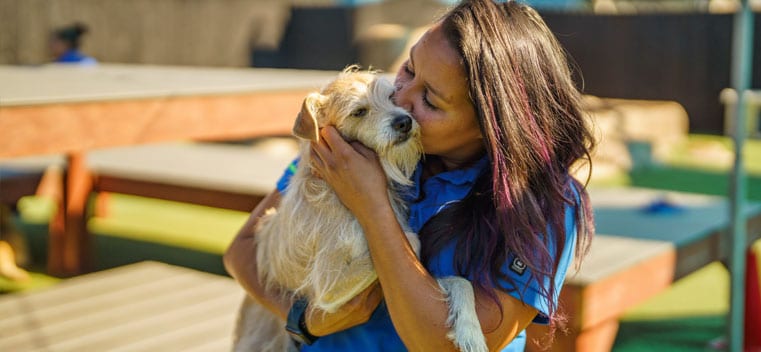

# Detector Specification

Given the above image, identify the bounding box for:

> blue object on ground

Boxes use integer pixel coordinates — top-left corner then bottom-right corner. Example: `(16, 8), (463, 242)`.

(641, 197), (686, 215)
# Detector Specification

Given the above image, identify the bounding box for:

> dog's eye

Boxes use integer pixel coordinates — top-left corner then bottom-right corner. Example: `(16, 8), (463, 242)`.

(351, 107), (368, 118)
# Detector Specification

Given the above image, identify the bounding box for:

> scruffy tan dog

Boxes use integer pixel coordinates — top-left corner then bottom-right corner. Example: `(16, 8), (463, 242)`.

(233, 66), (487, 352)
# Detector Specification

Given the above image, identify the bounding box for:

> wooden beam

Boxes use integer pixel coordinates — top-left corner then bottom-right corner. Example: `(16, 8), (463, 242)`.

(0, 90), (307, 158)
(93, 175), (263, 213)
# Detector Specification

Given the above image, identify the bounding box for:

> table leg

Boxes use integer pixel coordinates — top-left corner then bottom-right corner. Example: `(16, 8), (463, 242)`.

(41, 164), (65, 275)
(47, 152), (93, 276)
(526, 318), (619, 352)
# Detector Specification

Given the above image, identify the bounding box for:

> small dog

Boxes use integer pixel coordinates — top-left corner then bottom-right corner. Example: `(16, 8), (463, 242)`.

(233, 66), (487, 352)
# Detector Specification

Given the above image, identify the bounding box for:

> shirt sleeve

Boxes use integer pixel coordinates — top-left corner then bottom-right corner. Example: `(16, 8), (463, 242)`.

(425, 186), (581, 325)
(276, 157), (300, 194)
(497, 186), (580, 324)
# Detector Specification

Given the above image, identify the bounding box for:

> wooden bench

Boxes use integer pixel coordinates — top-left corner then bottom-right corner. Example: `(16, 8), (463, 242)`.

(0, 139), (299, 273)
(0, 139), (298, 211)
(528, 187), (761, 351)
(0, 64), (339, 275)
(87, 139), (298, 213)
(0, 261), (245, 351)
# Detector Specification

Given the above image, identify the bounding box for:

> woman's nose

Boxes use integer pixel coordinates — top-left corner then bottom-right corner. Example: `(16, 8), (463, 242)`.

(391, 82), (412, 111)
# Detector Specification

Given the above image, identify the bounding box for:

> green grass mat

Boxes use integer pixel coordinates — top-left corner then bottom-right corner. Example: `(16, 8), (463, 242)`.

(621, 262), (728, 321)
(14, 193), (249, 277)
(88, 193), (248, 255)
(613, 315), (725, 352)
(631, 134), (761, 201)
(613, 262), (730, 351)
(663, 134), (761, 174)
(0, 271), (60, 294)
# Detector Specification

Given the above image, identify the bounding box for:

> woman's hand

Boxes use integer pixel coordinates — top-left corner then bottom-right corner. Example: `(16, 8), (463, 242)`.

(305, 281), (383, 336)
(310, 126), (390, 220)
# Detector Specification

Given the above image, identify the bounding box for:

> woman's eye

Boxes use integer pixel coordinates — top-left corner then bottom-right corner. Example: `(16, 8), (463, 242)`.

(351, 107), (368, 118)
(401, 61), (435, 110)
(423, 91), (437, 110)
(403, 63), (414, 77)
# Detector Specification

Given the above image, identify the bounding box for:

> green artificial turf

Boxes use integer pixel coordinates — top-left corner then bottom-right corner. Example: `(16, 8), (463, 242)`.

(663, 134), (761, 174)
(621, 262), (729, 321)
(11, 193), (248, 278)
(612, 262), (729, 351)
(631, 134), (761, 201)
(88, 193), (248, 255)
(88, 193), (248, 275)
(0, 271), (60, 293)
(614, 315), (726, 352)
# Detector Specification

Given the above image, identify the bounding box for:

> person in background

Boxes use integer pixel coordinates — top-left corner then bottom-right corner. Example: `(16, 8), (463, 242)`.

(50, 22), (97, 65)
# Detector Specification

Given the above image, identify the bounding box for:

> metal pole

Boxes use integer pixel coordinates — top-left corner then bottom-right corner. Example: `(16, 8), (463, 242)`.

(727, 0), (754, 350)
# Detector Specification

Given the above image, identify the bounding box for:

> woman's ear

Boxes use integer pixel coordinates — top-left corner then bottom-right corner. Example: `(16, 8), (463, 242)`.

(292, 92), (323, 141)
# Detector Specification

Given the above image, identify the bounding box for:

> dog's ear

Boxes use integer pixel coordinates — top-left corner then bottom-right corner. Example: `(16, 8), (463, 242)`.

(292, 92), (323, 141)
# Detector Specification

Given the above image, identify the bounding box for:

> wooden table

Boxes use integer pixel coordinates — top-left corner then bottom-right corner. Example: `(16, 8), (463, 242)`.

(0, 64), (338, 276)
(527, 187), (761, 352)
(0, 261), (245, 351)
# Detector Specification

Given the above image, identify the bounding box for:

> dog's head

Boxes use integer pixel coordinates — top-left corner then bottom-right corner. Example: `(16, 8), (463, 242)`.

(293, 66), (422, 185)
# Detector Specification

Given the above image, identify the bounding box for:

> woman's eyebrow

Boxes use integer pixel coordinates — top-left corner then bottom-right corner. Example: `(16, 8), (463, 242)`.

(409, 44), (451, 104)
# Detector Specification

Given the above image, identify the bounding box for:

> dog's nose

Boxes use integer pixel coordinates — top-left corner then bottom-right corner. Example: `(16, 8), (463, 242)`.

(392, 115), (412, 134)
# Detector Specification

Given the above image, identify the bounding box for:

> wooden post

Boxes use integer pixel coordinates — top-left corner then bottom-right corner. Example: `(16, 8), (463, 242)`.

(48, 152), (93, 276)
(727, 1), (754, 350)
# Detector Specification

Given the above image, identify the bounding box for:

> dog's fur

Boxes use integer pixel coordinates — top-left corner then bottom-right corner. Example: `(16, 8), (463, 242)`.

(233, 67), (487, 352)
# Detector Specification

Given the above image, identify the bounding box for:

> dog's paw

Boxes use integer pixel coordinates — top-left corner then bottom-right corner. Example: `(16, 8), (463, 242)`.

(437, 276), (488, 352)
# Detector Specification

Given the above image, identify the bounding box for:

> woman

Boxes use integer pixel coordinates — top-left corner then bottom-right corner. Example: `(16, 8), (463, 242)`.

(50, 22), (97, 65)
(224, 0), (595, 350)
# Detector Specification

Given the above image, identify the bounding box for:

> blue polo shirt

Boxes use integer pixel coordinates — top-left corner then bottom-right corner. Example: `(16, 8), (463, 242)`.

(56, 49), (97, 66)
(275, 157), (578, 352)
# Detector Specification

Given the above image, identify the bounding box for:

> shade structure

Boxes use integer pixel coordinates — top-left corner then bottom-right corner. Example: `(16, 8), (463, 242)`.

(727, 0), (755, 351)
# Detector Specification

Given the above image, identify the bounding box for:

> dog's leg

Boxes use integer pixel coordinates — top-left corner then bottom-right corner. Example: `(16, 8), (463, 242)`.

(437, 277), (488, 352)
(233, 295), (297, 352)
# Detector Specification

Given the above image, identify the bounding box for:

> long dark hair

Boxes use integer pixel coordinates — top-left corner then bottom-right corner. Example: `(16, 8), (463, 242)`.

(419, 0), (595, 332)
(54, 22), (89, 50)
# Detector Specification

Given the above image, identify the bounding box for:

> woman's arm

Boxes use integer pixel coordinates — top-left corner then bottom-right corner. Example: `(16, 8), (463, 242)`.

(360, 202), (538, 351)
(310, 126), (538, 351)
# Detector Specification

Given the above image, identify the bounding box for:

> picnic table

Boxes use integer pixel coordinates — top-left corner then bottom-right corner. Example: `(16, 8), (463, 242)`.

(0, 261), (244, 351)
(527, 187), (761, 352)
(0, 64), (337, 276)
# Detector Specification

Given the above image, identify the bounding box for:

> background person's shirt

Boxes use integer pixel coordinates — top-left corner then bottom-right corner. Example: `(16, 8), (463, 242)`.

(56, 49), (97, 66)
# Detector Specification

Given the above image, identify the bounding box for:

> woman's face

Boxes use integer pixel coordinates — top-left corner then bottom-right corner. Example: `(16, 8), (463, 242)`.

(393, 23), (483, 166)
(49, 37), (69, 59)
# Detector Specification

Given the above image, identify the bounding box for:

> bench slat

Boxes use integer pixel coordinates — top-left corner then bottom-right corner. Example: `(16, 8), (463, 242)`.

(0, 262), (243, 351)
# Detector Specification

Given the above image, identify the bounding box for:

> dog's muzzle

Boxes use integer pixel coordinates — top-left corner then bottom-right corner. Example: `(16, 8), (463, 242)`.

(392, 114), (412, 134)
(392, 114), (414, 144)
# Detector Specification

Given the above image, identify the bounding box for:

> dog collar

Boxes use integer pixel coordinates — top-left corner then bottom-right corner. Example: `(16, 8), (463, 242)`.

(285, 298), (319, 345)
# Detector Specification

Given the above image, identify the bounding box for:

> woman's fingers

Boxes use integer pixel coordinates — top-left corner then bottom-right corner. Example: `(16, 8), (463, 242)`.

(337, 282), (383, 322)
(362, 282), (383, 311)
(310, 126), (342, 169)
(316, 125), (377, 161)
(319, 126), (347, 154)
(350, 141), (376, 160)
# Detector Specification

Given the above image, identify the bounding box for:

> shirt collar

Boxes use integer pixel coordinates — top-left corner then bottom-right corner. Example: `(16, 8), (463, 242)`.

(408, 155), (490, 200)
